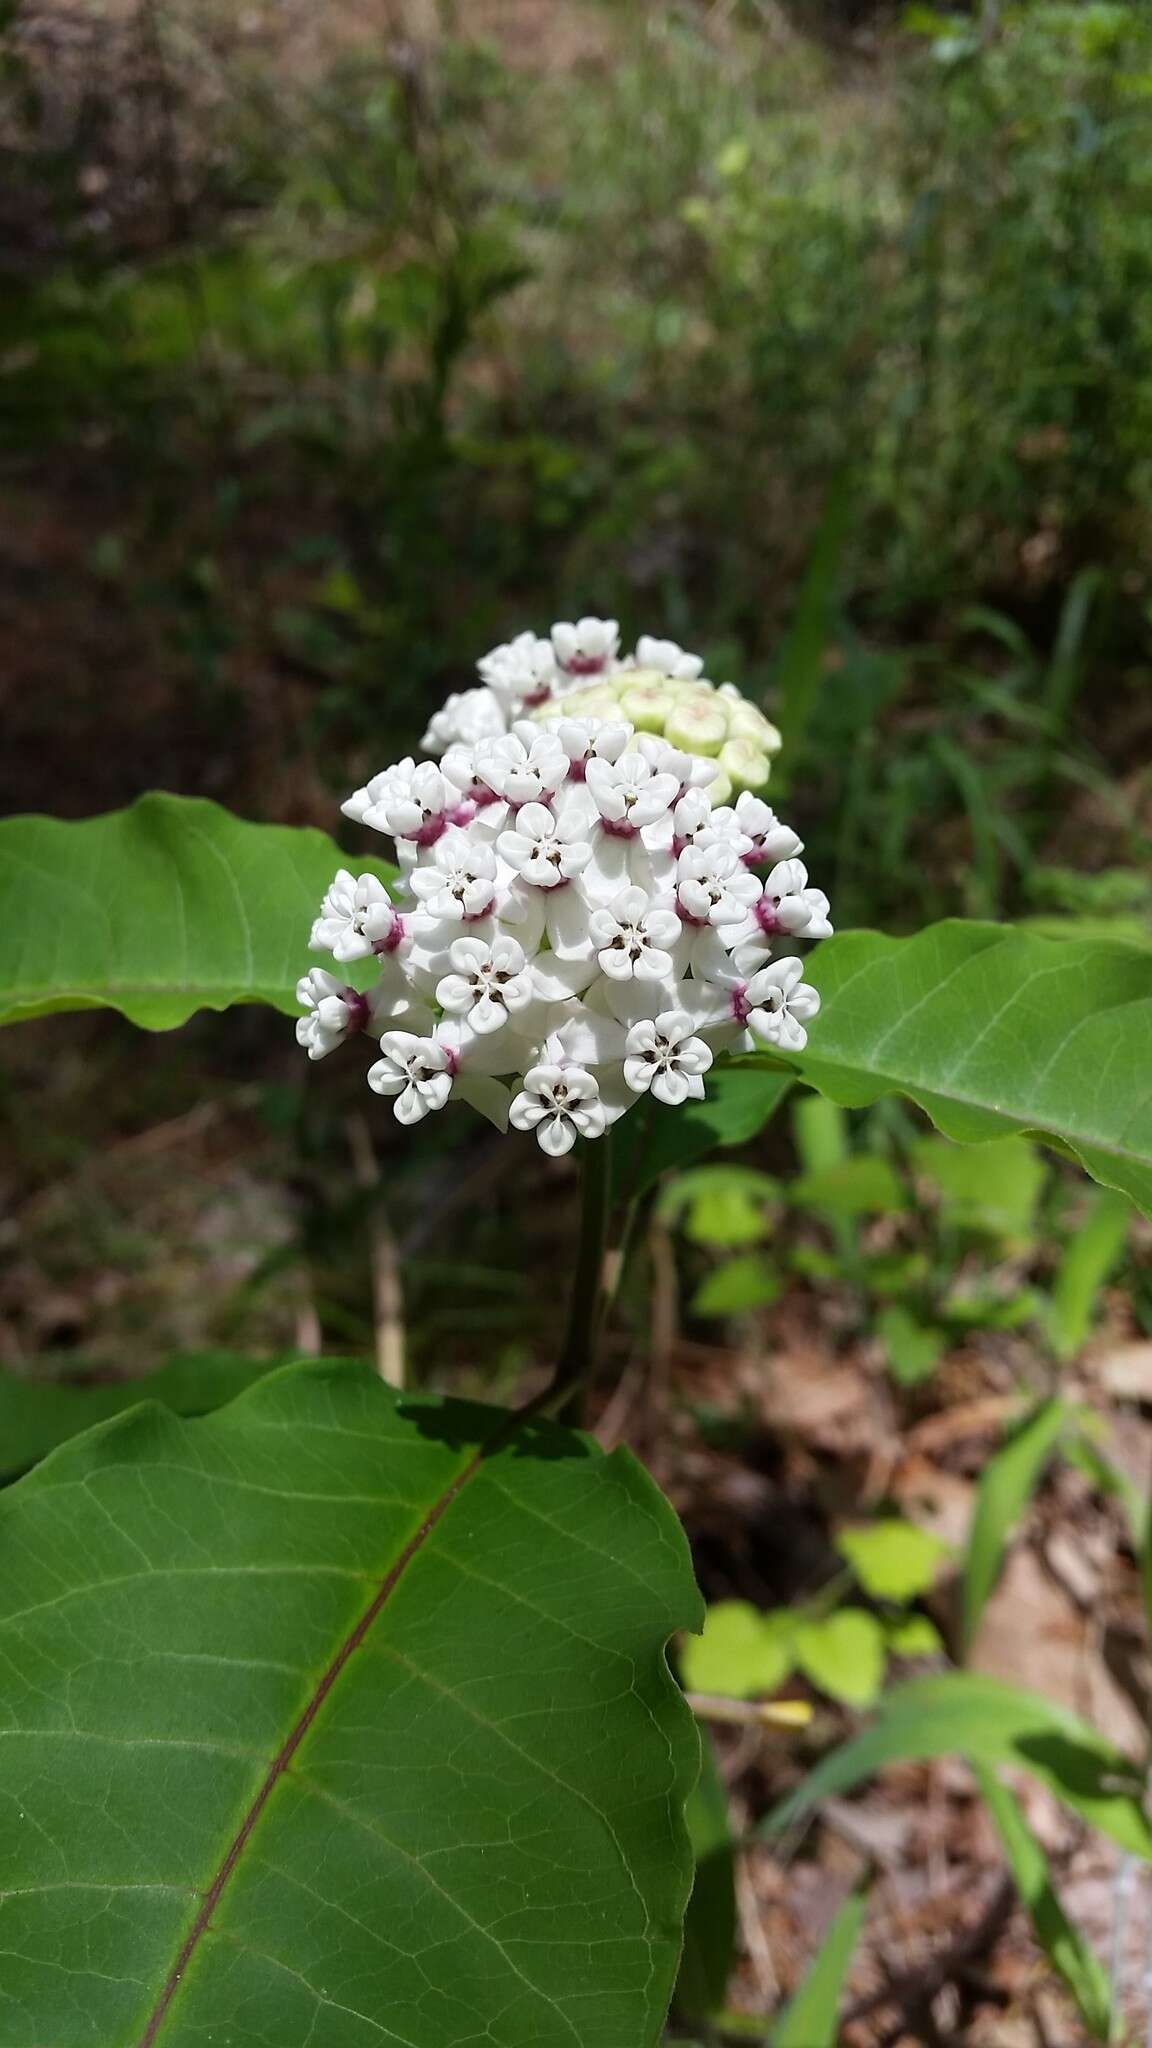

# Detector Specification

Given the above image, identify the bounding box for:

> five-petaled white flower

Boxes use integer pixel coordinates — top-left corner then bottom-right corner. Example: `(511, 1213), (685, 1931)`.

(634, 634), (704, 681)
(310, 871), (405, 962)
(589, 887), (681, 981)
(477, 630), (557, 710)
(368, 1030), (456, 1123)
(674, 843), (761, 928)
(295, 969), (372, 1060)
(436, 935), (534, 1034)
(408, 829), (498, 923)
(509, 1061), (607, 1155)
(742, 959), (821, 1053)
(623, 1011), (713, 1106)
(552, 617), (620, 677)
(497, 803), (591, 889)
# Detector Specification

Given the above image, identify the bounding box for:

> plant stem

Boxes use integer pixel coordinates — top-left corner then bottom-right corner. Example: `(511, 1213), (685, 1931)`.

(552, 1134), (614, 1424)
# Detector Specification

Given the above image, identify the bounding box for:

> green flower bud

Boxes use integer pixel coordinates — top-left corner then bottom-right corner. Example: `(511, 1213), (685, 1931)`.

(725, 701), (782, 753)
(665, 700), (728, 756)
(718, 737), (772, 793)
(619, 681), (675, 732)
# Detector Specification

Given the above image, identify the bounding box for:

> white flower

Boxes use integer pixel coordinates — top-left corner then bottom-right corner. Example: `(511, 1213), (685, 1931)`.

(588, 887), (682, 981)
(623, 1010), (713, 1106)
(436, 935), (534, 1034)
(553, 717), (633, 777)
(710, 793), (803, 868)
(477, 630), (558, 710)
(634, 732), (718, 792)
(295, 970), (371, 1060)
(480, 727), (569, 808)
(367, 1030), (456, 1124)
(743, 959), (821, 1052)
(674, 843), (761, 927)
(634, 634), (704, 680)
(510, 1061), (607, 1155)
(584, 751), (680, 834)
(728, 859), (834, 971)
(363, 759), (454, 844)
(497, 802), (591, 888)
(551, 616), (620, 677)
(310, 871), (406, 962)
(421, 686), (507, 754)
(408, 830), (499, 922)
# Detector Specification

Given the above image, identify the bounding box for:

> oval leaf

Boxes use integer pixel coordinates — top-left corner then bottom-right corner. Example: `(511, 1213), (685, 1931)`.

(0, 795), (393, 1030)
(793, 1610), (887, 1709)
(0, 1361), (702, 2047)
(785, 923), (1152, 1216)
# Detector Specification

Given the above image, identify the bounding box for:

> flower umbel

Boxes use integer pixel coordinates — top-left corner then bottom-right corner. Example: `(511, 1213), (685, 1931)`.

(299, 617), (831, 1151)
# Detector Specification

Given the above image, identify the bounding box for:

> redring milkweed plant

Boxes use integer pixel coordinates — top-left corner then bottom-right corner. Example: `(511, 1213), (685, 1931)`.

(1, 609), (1150, 2047)
(298, 618), (828, 1407)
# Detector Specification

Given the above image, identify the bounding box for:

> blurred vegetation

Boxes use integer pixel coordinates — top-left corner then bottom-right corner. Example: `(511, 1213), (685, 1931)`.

(0, 0), (1149, 927)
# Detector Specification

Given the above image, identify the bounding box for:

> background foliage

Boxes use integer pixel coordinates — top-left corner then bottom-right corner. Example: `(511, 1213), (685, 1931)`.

(2, 0), (1152, 2040)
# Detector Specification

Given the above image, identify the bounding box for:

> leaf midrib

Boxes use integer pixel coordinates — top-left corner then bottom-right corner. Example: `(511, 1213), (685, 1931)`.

(135, 1433), (490, 2047)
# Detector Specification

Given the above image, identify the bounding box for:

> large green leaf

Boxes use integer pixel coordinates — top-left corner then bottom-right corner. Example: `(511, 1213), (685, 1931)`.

(0, 1351), (289, 1479)
(783, 922), (1152, 1215)
(766, 1674), (1152, 1858)
(0, 794), (391, 1029)
(0, 1360), (702, 2047)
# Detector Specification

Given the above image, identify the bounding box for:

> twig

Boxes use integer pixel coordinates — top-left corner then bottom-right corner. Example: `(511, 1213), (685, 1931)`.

(686, 1693), (812, 1731)
(736, 1849), (779, 2009)
(345, 1115), (405, 1389)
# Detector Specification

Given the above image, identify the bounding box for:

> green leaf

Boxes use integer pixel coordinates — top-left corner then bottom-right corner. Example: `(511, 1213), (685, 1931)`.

(975, 1765), (1113, 2041)
(911, 1133), (1045, 1239)
(769, 472), (854, 791)
(877, 1303), (947, 1386)
(1064, 1430), (1146, 1554)
(791, 1156), (906, 1222)
(884, 1613), (944, 1657)
(794, 1610), (887, 1708)
(1048, 1186), (1131, 1360)
(659, 1166), (782, 1247)
(0, 1360), (702, 2047)
(612, 1067), (793, 1208)
(782, 923), (1152, 1217)
(770, 1888), (866, 2048)
(681, 1601), (795, 1700)
(693, 1255), (781, 1316)
(0, 795), (393, 1030)
(792, 1093), (849, 1174)
(0, 1351), (289, 1478)
(963, 1399), (1069, 1652)
(836, 1519), (948, 1602)
(767, 1674), (1152, 1858)
(674, 1736), (737, 2023)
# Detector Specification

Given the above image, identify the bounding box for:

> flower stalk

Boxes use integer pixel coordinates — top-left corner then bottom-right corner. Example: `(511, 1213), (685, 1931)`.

(552, 1135), (616, 1421)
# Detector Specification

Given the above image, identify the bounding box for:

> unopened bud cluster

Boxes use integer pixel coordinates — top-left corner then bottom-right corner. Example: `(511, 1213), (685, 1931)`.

(298, 620), (829, 1155)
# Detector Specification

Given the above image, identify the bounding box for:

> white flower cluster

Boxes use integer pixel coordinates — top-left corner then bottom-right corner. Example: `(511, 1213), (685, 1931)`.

(298, 621), (830, 1156)
(420, 617), (782, 805)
